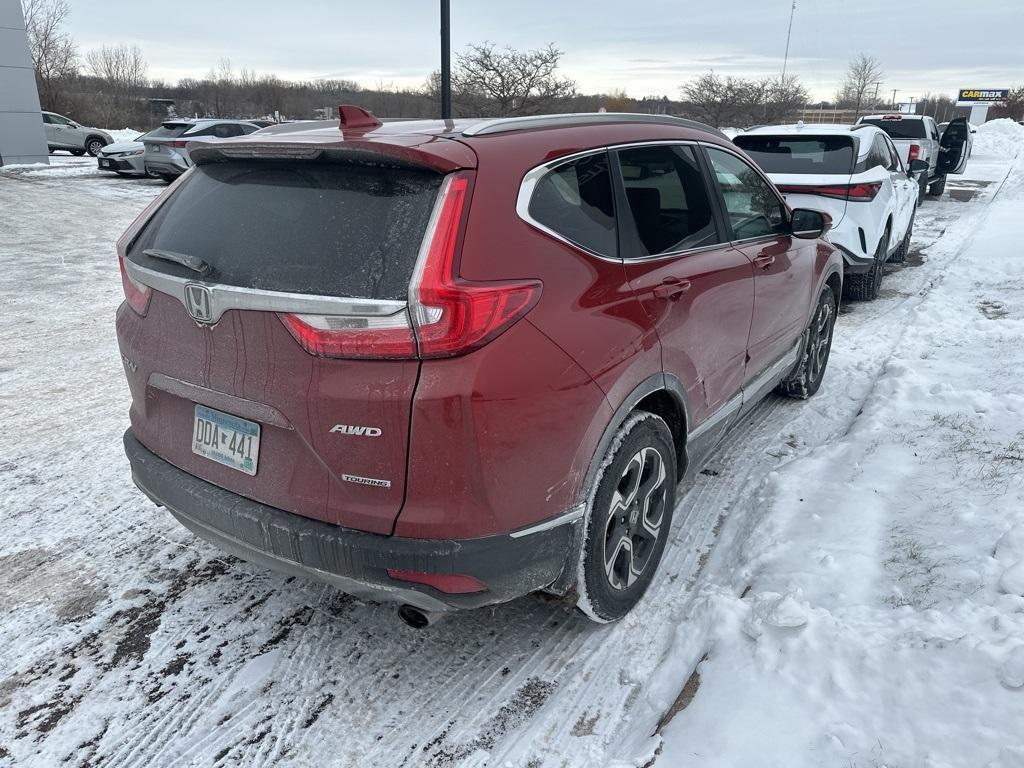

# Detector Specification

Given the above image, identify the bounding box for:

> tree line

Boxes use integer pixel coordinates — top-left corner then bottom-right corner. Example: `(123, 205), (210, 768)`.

(22, 0), (1020, 132)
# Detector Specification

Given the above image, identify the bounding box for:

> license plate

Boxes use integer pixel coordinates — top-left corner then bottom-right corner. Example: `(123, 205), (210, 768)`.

(192, 405), (260, 475)
(99, 159), (111, 168)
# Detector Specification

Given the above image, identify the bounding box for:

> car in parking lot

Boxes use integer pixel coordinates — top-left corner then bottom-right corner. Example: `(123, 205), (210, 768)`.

(735, 123), (922, 300)
(857, 114), (970, 198)
(118, 107), (842, 625)
(97, 131), (154, 177)
(142, 119), (261, 182)
(41, 111), (112, 157)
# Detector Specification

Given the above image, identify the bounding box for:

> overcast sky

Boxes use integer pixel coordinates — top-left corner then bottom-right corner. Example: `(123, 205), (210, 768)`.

(64, 0), (1021, 103)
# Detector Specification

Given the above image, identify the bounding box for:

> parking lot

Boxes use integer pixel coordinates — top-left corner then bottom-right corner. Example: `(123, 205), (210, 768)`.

(1, 126), (1023, 767)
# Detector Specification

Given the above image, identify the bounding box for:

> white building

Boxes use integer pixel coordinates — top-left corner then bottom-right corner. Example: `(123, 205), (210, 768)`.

(0, 0), (48, 166)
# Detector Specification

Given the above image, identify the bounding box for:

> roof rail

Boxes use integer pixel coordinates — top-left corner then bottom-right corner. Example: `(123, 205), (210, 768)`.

(460, 112), (728, 140)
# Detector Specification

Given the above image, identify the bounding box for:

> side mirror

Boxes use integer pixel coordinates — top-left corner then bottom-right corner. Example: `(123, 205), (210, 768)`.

(908, 158), (929, 175)
(791, 208), (831, 239)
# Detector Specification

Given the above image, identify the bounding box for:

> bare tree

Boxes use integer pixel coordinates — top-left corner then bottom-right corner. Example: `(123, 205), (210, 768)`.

(84, 44), (149, 126)
(836, 54), (884, 118)
(681, 71), (807, 128)
(21, 0), (77, 112)
(990, 86), (1024, 122)
(447, 42), (576, 116)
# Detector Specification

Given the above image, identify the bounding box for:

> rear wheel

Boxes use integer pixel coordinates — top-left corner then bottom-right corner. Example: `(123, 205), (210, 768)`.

(844, 226), (888, 301)
(927, 174), (947, 196)
(916, 173), (928, 203)
(778, 286), (837, 399)
(70, 149), (85, 157)
(86, 138), (105, 157)
(158, 173), (178, 184)
(576, 413), (676, 623)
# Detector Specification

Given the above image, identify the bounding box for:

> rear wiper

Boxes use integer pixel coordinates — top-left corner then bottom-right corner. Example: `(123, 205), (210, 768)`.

(142, 248), (214, 277)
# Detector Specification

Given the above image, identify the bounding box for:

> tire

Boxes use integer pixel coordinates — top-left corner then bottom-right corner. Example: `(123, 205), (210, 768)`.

(888, 210), (914, 264)
(85, 138), (105, 157)
(70, 149), (86, 157)
(575, 412), (677, 623)
(844, 226), (888, 301)
(777, 286), (837, 399)
(158, 173), (178, 184)
(927, 174), (947, 197)
(916, 173), (928, 203)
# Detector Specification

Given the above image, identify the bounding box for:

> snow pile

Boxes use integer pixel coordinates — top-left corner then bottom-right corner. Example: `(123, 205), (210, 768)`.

(972, 118), (1024, 158)
(107, 128), (145, 143)
(657, 147), (1024, 766)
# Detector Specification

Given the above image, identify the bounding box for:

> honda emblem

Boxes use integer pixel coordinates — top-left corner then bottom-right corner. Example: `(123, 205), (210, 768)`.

(184, 283), (214, 324)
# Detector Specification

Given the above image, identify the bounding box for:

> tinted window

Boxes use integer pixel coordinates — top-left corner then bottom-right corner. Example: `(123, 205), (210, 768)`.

(147, 124), (192, 140)
(529, 153), (616, 257)
(616, 145), (718, 256)
(128, 160), (443, 300)
(706, 148), (787, 240)
(190, 123), (247, 139)
(860, 118), (927, 140)
(733, 135), (855, 175)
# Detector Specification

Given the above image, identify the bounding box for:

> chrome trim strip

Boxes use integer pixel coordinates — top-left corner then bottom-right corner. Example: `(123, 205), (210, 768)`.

(124, 260), (408, 324)
(508, 504), (586, 539)
(687, 392), (742, 442)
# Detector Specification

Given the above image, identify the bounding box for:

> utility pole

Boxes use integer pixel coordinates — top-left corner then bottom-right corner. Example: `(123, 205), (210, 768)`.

(891, 89), (899, 109)
(781, 0), (796, 81)
(440, 0), (451, 120)
(872, 80), (883, 108)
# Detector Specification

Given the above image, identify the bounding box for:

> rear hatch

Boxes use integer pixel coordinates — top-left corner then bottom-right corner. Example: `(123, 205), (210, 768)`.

(858, 117), (927, 164)
(117, 152), (455, 534)
(143, 122), (193, 162)
(734, 133), (857, 226)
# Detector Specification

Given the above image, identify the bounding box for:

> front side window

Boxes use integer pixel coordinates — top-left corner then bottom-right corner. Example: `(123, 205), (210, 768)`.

(616, 145), (719, 256)
(528, 153), (616, 257)
(705, 147), (787, 241)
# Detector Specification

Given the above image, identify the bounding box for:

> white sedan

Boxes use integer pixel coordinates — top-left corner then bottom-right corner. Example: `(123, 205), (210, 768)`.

(734, 123), (922, 301)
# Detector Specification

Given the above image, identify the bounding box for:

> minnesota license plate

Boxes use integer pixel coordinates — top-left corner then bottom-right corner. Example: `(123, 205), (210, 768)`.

(192, 405), (260, 475)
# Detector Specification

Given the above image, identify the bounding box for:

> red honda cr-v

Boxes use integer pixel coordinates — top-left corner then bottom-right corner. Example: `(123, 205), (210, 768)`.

(118, 106), (842, 625)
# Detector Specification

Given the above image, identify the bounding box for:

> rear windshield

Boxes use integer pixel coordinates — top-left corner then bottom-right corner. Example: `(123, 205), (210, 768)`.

(733, 135), (855, 175)
(128, 160), (442, 300)
(146, 124), (192, 140)
(859, 118), (927, 140)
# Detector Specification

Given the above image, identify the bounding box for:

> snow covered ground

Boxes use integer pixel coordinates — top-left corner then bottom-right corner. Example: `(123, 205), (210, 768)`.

(0, 120), (1022, 768)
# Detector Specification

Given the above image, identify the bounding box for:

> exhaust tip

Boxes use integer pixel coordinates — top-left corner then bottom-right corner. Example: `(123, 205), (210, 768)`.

(398, 604), (437, 629)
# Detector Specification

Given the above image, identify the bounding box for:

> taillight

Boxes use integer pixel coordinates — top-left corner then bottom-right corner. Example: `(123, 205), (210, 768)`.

(279, 172), (540, 361)
(279, 312), (416, 359)
(118, 249), (152, 315)
(409, 173), (541, 358)
(776, 182), (881, 202)
(907, 143), (921, 163)
(171, 140), (188, 148)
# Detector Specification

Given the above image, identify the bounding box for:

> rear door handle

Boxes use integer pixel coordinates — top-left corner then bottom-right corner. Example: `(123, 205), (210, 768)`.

(652, 277), (691, 301)
(753, 253), (775, 269)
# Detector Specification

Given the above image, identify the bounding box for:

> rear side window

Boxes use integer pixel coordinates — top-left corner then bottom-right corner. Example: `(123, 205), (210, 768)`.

(733, 135), (855, 175)
(860, 118), (927, 140)
(528, 153), (616, 257)
(147, 124), (191, 140)
(616, 145), (719, 256)
(128, 160), (443, 300)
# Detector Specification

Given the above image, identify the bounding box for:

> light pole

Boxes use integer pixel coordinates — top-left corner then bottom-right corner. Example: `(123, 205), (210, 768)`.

(440, 0), (451, 120)
(781, 0), (796, 81)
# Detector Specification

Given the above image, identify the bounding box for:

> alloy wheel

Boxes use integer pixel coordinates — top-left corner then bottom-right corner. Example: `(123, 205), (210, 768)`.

(808, 299), (833, 382)
(603, 446), (667, 590)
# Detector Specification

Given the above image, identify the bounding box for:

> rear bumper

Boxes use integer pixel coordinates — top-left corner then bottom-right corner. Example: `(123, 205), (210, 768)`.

(123, 430), (575, 612)
(145, 159), (186, 176)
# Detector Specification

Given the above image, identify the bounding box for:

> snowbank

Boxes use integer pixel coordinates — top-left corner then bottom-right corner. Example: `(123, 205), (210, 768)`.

(972, 118), (1024, 158)
(106, 128), (144, 143)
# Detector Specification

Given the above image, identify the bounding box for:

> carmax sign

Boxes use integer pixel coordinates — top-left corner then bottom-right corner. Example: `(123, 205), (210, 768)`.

(958, 89), (1009, 103)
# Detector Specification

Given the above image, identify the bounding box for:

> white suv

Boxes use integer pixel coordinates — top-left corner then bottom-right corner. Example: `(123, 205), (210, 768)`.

(41, 112), (113, 157)
(735, 123), (922, 300)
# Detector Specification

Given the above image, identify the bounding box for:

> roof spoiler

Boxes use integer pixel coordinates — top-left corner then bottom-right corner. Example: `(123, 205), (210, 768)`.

(338, 104), (382, 132)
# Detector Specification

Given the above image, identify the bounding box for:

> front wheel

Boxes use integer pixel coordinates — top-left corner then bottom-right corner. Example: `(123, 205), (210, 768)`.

(70, 149), (86, 157)
(778, 286), (837, 399)
(576, 413), (677, 623)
